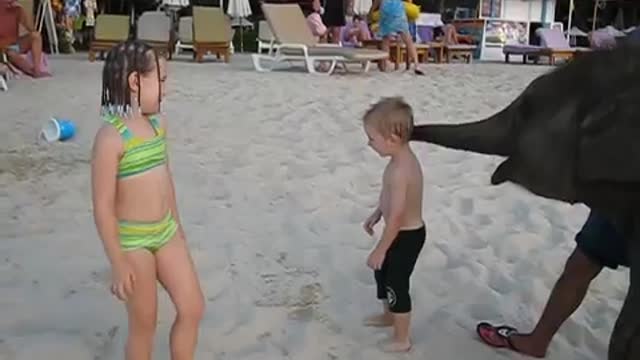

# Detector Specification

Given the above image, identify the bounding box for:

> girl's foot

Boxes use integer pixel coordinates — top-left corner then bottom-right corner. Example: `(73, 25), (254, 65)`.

(381, 339), (412, 353)
(363, 313), (393, 327)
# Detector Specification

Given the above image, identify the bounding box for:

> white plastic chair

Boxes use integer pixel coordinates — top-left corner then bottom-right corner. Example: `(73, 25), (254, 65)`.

(0, 53), (9, 91)
(256, 20), (278, 54)
(174, 16), (194, 55)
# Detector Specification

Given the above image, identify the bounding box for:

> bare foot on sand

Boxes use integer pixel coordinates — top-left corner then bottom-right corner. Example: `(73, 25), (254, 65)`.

(363, 313), (393, 327)
(381, 339), (412, 353)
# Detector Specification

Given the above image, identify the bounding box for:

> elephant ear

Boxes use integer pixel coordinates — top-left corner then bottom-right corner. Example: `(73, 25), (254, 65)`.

(578, 88), (640, 183)
(492, 45), (640, 207)
(489, 95), (581, 204)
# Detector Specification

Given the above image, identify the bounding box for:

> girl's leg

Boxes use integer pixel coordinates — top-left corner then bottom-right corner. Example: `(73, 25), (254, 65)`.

(124, 250), (159, 360)
(156, 235), (205, 360)
(399, 31), (423, 75)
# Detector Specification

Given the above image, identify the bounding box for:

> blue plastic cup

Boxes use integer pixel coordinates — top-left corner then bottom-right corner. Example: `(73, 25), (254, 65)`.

(41, 117), (76, 142)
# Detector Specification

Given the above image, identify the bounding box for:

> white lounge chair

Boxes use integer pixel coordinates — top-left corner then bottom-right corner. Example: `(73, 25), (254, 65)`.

(252, 3), (388, 75)
(257, 20), (278, 54)
(0, 52), (9, 91)
(174, 16), (194, 55)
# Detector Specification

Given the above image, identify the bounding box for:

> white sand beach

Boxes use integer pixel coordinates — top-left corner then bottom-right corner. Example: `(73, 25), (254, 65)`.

(0, 55), (629, 360)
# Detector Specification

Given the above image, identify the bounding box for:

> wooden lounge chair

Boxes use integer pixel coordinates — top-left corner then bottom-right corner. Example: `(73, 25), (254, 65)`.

(192, 6), (232, 63)
(137, 11), (173, 59)
(503, 28), (590, 65)
(88, 14), (130, 61)
(445, 44), (477, 63)
(252, 3), (388, 75)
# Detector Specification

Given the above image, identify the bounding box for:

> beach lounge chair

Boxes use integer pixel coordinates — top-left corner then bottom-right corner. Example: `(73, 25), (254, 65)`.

(444, 44), (477, 63)
(0, 54), (8, 91)
(137, 11), (173, 59)
(192, 6), (232, 63)
(537, 28), (590, 64)
(174, 16), (193, 56)
(252, 3), (388, 75)
(503, 28), (589, 65)
(257, 20), (278, 54)
(88, 14), (130, 61)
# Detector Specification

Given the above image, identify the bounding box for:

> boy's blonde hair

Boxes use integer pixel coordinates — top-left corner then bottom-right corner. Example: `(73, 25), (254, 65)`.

(363, 97), (414, 143)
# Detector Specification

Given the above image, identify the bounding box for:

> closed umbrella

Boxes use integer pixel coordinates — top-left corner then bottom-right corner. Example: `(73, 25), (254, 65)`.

(352, 0), (372, 16)
(226, 0), (252, 52)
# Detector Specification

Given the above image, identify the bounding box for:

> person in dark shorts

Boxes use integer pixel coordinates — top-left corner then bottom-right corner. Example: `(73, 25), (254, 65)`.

(361, 97), (426, 353)
(476, 210), (629, 358)
(322, 0), (349, 42)
(374, 227), (426, 313)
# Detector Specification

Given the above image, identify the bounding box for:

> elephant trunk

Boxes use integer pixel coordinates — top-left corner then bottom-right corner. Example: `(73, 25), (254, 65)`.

(410, 101), (518, 157)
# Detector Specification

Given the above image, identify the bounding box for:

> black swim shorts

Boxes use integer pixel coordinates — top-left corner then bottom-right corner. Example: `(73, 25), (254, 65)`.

(374, 226), (426, 313)
(575, 211), (629, 269)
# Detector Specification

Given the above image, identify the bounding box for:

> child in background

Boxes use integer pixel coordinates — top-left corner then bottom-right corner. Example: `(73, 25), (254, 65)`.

(91, 39), (204, 360)
(306, 0), (328, 41)
(341, 15), (371, 46)
(362, 97), (426, 353)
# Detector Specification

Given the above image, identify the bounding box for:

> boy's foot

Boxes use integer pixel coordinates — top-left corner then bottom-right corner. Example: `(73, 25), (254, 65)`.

(381, 339), (412, 353)
(363, 313), (393, 327)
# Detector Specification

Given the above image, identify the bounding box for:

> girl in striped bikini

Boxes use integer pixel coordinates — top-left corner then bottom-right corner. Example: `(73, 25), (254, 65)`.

(91, 39), (204, 360)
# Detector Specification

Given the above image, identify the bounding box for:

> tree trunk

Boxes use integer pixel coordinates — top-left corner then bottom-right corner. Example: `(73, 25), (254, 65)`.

(608, 216), (640, 360)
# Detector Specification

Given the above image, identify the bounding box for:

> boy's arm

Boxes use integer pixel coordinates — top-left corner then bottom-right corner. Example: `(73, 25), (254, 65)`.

(91, 127), (125, 267)
(373, 170), (407, 253)
(161, 117), (186, 239)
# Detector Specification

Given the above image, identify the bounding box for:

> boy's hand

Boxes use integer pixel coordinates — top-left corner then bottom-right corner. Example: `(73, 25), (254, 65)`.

(367, 248), (386, 270)
(363, 211), (382, 235)
(110, 260), (136, 301)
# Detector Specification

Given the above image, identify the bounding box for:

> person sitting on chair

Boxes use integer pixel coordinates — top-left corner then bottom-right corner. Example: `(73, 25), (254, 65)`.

(0, 0), (44, 77)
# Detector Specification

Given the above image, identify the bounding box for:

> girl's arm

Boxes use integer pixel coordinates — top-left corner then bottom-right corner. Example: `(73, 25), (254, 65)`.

(161, 117), (186, 239)
(91, 127), (125, 267)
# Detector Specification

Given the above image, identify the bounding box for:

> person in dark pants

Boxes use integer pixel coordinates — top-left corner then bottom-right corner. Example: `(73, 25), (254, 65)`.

(476, 210), (629, 357)
(322, 0), (350, 43)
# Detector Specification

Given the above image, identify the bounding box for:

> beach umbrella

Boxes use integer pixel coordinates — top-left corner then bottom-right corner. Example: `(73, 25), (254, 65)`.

(353, 0), (372, 16)
(226, 0), (252, 52)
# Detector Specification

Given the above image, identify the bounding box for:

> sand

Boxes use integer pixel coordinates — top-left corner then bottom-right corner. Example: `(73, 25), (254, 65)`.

(0, 54), (629, 360)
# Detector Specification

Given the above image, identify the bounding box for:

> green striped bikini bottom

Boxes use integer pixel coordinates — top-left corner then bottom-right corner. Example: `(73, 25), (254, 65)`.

(119, 211), (177, 253)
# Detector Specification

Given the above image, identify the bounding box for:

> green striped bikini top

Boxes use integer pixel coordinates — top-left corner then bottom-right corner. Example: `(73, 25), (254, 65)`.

(105, 114), (167, 179)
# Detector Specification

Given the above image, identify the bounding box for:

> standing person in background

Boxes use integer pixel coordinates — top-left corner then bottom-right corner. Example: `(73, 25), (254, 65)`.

(322, 0), (352, 43)
(370, 0), (423, 74)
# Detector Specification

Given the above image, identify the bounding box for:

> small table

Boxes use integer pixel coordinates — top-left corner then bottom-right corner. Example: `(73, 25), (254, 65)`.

(361, 39), (444, 70)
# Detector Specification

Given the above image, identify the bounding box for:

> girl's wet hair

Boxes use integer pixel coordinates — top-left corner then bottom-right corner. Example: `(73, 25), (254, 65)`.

(100, 39), (161, 116)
